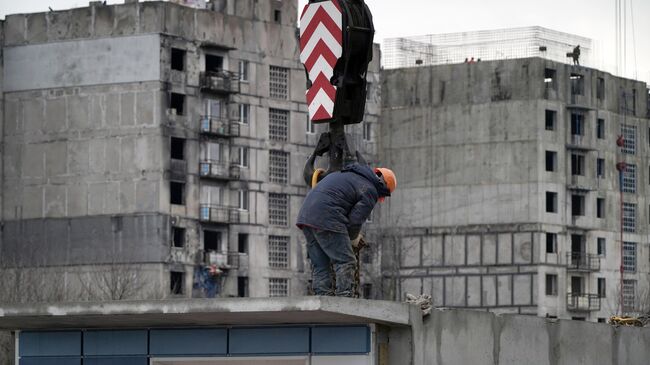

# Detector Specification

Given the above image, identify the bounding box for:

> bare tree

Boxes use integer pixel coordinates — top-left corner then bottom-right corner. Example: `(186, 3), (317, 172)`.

(76, 262), (150, 301)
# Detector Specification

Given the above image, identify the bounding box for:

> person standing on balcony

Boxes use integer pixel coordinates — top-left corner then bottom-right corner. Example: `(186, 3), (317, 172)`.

(296, 163), (396, 297)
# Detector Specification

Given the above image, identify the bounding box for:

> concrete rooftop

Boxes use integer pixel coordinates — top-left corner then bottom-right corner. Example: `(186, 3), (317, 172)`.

(0, 297), (413, 330)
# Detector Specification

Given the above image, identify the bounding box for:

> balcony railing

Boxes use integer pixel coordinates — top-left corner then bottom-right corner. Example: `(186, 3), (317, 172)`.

(169, 159), (187, 181)
(566, 252), (600, 271)
(200, 71), (240, 94)
(566, 293), (600, 312)
(200, 116), (240, 137)
(203, 251), (244, 270)
(199, 160), (241, 180)
(199, 204), (240, 224)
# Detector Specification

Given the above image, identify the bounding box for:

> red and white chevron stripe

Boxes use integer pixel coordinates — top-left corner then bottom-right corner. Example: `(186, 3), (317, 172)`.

(299, 0), (343, 122)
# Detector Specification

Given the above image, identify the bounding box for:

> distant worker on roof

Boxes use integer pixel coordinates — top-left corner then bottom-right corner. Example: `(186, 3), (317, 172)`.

(297, 163), (396, 297)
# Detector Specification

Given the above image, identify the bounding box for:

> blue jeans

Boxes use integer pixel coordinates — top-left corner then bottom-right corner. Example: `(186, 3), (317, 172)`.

(302, 227), (356, 297)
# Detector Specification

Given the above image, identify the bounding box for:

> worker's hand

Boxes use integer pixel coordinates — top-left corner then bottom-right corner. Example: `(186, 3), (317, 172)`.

(351, 234), (363, 248)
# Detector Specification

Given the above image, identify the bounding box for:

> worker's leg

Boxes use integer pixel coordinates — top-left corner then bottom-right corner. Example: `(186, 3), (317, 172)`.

(302, 227), (334, 295)
(313, 230), (356, 297)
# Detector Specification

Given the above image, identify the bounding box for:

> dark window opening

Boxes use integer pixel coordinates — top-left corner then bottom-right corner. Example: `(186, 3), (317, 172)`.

(570, 73), (584, 95)
(238, 276), (249, 297)
(546, 233), (557, 253)
(172, 227), (185, 248)
(597, 237), (606, 256)
(204, 230), (222, 252)
(170, 182), (185, 205)
(545, 110), (556, 130)
(596, 118), (605, 139)
(544, 68), (556, 89)
(205, 54), (224, 73)
(571, 113), (584, 135)
(597, 158), (605, 178)
(571, 234), (585, 254)
(596, 198), (605, 218)
(598, 278), (606, 298)
(238, 233), (249, 253)
(362, 283), (372, 299)
(572, 317), (586, 321)
(171, 48), (185, 71)
(597, 77), (605, 100)
(274, 9), (282, 23)
(571, 276), (583, 295)
(170, 271), (184, 295)
(545, 274), (557, 296)
(571, 154), (585, 175)
(571, 194), (585, 216)
(171, 137), (185, 160)
(546, 192), (557, 213)
(598, 318), (607, 323)
(170, 93), (185, 115)
(545, 151), (557, 172)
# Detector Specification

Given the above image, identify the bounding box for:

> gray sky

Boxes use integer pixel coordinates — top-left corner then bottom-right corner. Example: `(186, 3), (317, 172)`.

(1, 0), (648, 83)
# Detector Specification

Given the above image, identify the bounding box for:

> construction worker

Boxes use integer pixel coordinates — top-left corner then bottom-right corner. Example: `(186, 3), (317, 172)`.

(297, 163), (396, 297)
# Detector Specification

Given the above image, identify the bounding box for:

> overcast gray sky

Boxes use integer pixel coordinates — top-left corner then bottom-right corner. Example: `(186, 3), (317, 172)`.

(1, 0), (648, 83)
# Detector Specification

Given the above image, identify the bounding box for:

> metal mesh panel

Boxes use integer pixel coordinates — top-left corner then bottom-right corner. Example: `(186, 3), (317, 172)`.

(623, 203), (636, 232)
(269, 108), (289, 141)
(269, 66), (288, 99)
(269, 150), (289, 184)
(268, 236), (289, 268)
(621, 124), (636, 154)
(622, 164), (636, 193)
(623, 242), (637, 272)
(268, 193), (288, 226)
(269, 278), (289, 297)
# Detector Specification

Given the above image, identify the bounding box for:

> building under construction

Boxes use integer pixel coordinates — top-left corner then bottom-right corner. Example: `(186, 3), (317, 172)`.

(383, 26), (592, 69)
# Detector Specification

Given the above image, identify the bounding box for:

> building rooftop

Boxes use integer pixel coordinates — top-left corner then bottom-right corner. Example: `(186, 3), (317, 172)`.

(0, 297), (414, 330)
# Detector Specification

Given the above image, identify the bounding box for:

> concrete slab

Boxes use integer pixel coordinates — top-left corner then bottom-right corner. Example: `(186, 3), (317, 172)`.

(0, 297), (412, 330)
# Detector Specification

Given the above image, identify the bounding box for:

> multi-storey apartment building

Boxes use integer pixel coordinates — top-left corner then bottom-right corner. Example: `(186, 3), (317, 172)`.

(0, 0), (380, 301)
(380, 58), (650, 321)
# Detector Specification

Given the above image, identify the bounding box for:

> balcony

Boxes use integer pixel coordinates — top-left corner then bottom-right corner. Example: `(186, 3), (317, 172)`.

(200, 116), (240, 137)
(566, 252), (600, 271)
(199, 160), (241, 180)
(200, 205), (240, 224)
(200, 71), (240, 94)
(203, 251), (244, 270)
(566, 135), (594, 151)
(566, 293), (600, 312)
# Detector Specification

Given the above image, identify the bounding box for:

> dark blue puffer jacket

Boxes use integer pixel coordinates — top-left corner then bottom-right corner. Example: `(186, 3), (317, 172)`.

(296, 163), (391, 238)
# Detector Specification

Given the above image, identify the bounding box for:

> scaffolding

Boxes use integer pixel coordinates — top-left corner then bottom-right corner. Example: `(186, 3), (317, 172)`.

(383, 26), (593, 69)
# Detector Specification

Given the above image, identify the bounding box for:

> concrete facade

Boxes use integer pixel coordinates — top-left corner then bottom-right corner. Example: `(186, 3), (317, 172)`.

(380, 58), (650, 321)
(0, 0), (380, 302)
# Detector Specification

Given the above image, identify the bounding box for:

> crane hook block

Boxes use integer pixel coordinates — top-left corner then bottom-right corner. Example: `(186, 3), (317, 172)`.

(299, 0), (374, 125)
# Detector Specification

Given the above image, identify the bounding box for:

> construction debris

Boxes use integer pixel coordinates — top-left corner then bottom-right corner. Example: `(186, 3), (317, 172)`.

(405, 293), (433, 316)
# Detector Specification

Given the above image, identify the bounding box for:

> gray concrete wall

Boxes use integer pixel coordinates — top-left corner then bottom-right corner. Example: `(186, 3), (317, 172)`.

(418, 308), (650, 365)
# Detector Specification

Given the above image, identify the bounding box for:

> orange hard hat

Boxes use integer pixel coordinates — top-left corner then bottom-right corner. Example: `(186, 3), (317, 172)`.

(374, 167), (397, 193)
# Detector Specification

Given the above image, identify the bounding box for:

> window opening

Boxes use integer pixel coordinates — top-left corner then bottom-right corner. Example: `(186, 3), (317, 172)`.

(170, 182), (185, 205)
(546, 192), (557, 213)
(170, 271), (184, 295)
(171, 137), (185, 160)
(571, 194), (585, 216)
(204, 230), (222, 252)
(170, 93), (185, 115)
(172, 227), (185, 248)
(171, 48), (185, 71)
(205, 54), (224, 73)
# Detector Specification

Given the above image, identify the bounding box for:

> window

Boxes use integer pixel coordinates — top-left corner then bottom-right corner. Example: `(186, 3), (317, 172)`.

(269, 193), (288, 226)
(306, 115), (316, 134)
(269, 236), (289, 268)
(622, 280), (636, 311)
(204, 230), (221, 252)
(170, 182), (185, 205)
(273, 9), (282, 23)
(598, 318), (607, 323)
(596, 158), (605, 178)
(239, 60), (249, 81)
(205, 54), (223, 73)
(622, 164), (636, 193)
(597, 237), (606, 257)
(269, 150), (289, 184)
(570, 73), (584, 95)
(544, 68), (556, 90)
(362, 283), (373, 299)
(545, 110), (556, 130)
(546, 192), (557, 213)
(571, 194), (584, 216)
(269, 66), (289, 99)
(238, 190), (249, 211)
(571, 154), (585, 175)
(597, 278), (606, 298)
(596, 198), (605, 218)
(170, 93), (185, 115)
(269, 108), (289, 141)
(363, 122), (372, 141)
(269, 278), (288, 297)
(545, 151), (557, 172)
(170, 271), (184, 295)
(596, 77), (605, 100)
(239, 104), (250, 124)
(622, 242), (637, 272)
(171, 137), (185, 160)
(571, 113), (584, 135)
(237, 276), (249, 297)
(596, 118), (605, 139)
(237, 147), (249, 168)
(545, 233), (557, 253)
(621, 124), (636, 154)
(172, 227), (185, 248)
(545, 274), (557, 296)
(623, 203), (636, 232)
(171, 48), (185, 71)
(238, 233), (248, 253)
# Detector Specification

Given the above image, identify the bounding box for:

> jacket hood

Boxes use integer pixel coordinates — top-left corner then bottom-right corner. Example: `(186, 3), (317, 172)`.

(343, 163), (391, 197)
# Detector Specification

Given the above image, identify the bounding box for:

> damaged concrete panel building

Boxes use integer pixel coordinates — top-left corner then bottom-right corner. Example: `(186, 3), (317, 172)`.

(0, 0), (381, 301)
(380, 58), (650, 321)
